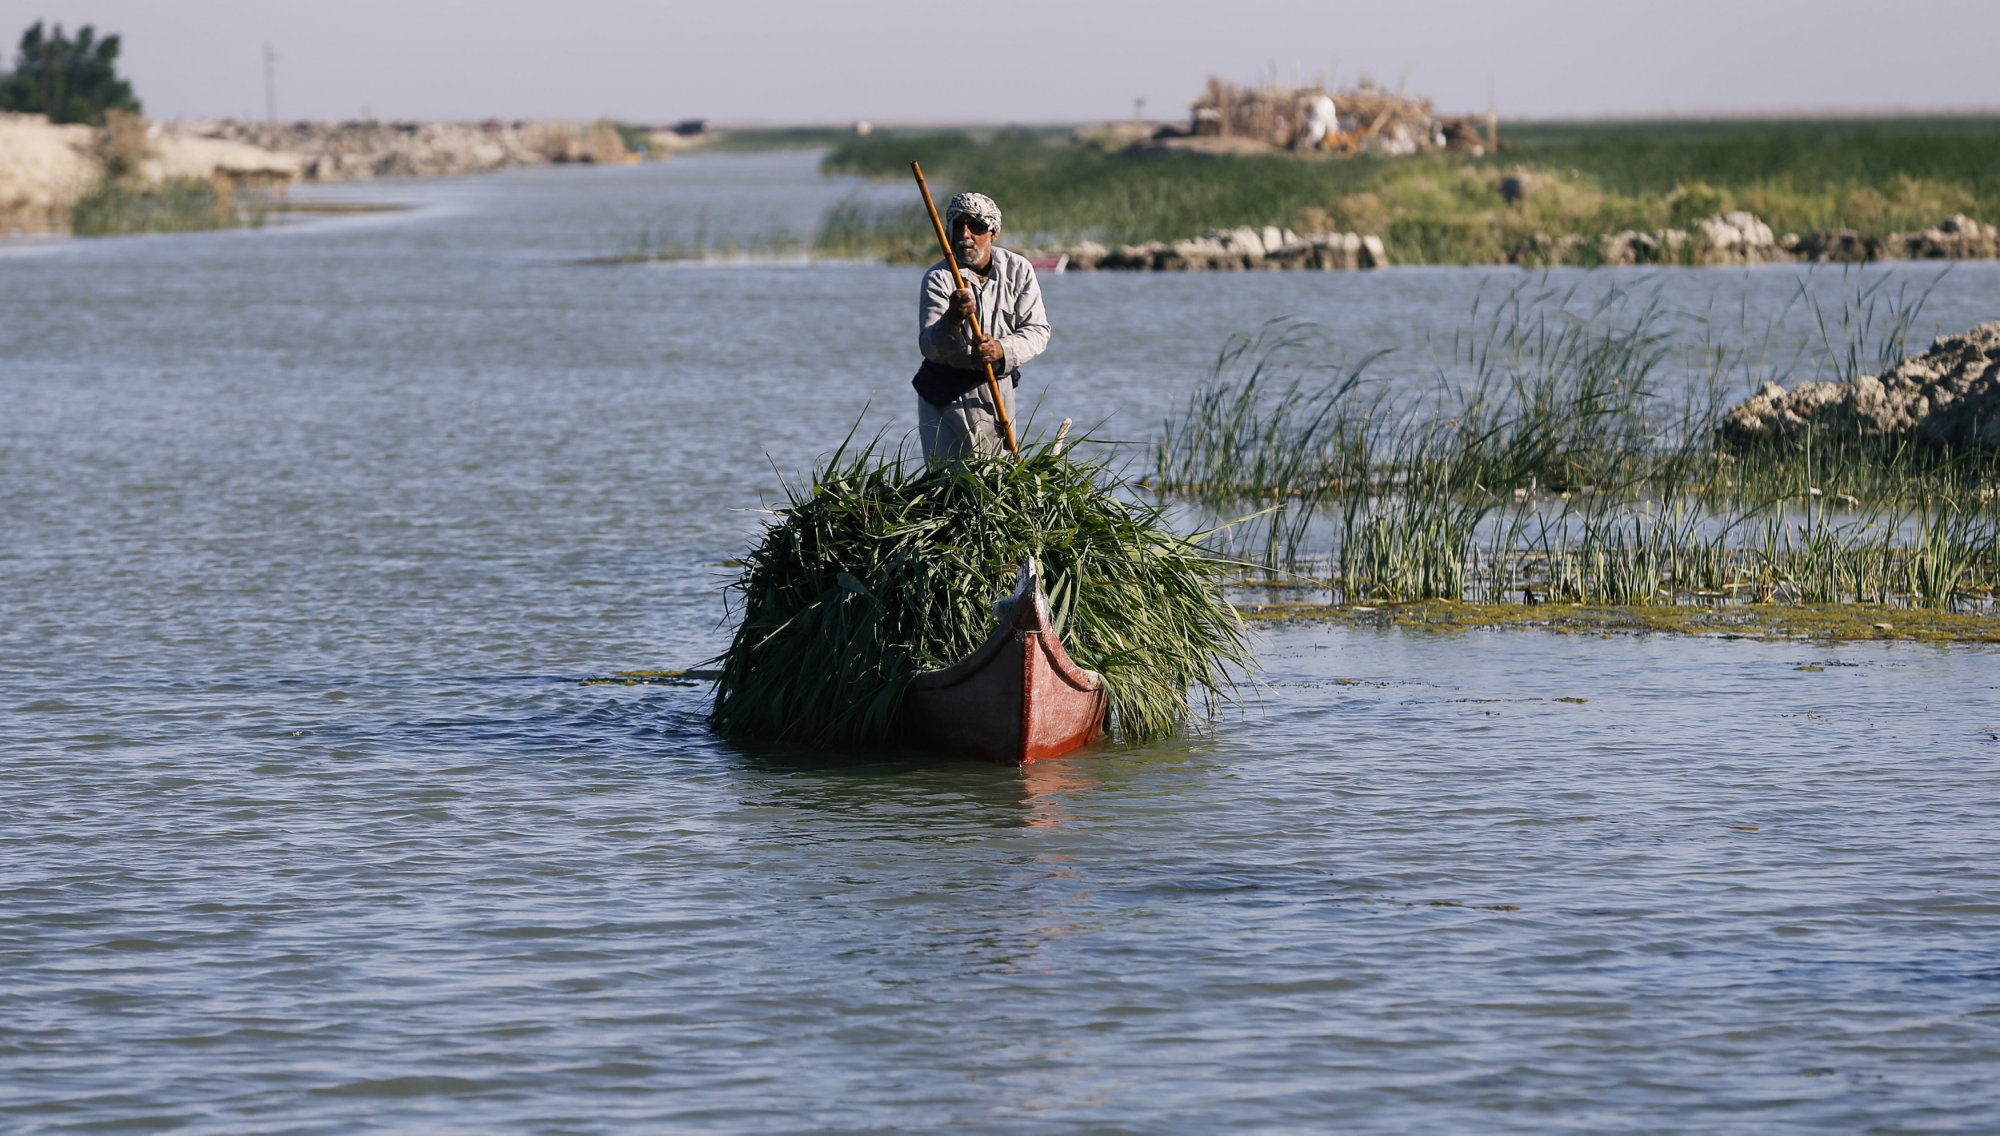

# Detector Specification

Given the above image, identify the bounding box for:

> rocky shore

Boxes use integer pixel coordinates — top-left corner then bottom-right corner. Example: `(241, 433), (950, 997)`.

(1557, 211), (1995, 268)
(181, 119), (639, 181)
(1048, 211), (1997, 273)
(1722, 319), (2000, 449)
(3, 113), (676, 234)
(2, 111), (304, 233)
(1058, 226), (1390, 271)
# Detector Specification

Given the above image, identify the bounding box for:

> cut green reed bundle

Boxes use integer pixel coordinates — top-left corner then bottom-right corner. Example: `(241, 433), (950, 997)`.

(708, 438), (1254, 747)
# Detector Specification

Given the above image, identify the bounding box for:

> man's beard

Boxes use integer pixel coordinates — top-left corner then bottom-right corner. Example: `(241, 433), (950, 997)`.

(955, 239), (982, 263)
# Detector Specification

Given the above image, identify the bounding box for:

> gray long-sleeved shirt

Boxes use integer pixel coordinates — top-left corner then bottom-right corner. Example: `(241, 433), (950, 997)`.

(917, 247), (1051, 378)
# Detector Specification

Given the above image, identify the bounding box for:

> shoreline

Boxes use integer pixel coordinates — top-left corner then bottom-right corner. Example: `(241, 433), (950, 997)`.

(591, 602), (2000, 684)
(824, 119), (2000, 269)
(1042, 211), (1997, 272)
(17, 126), (1998, 274)
(1234, 598), (2000, 643)
(2, 113), (685, 236)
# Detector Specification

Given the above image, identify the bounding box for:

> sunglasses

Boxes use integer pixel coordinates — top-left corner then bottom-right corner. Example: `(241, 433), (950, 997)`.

(951, 216), (992, 235)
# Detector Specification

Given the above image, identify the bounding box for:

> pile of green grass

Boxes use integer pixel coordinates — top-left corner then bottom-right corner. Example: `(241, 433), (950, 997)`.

(708, 439), (1254, 748)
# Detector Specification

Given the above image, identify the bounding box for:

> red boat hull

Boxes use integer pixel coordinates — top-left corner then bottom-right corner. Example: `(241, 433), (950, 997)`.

(903, 563), (1107, 763)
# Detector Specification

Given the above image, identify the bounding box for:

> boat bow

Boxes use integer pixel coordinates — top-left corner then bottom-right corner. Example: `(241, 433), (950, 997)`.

(903, 558), (1107, 763)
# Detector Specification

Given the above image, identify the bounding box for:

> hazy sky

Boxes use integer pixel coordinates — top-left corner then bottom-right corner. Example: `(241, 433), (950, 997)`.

(8, 0), (1999, 124)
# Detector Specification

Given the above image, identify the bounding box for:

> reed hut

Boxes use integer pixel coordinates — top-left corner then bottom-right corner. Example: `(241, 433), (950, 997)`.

(1186, 76), (1462, 154)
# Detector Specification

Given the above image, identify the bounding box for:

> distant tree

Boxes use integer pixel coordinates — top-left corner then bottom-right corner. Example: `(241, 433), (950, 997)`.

(0, 20), (141, 124)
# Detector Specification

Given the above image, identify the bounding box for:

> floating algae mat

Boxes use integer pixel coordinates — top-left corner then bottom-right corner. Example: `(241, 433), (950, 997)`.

(709, 442), (1254, 746)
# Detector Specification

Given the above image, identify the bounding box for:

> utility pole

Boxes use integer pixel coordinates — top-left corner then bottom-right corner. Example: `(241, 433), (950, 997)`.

(263, 42), (277, 124)
(1486, 74), (1499, 151)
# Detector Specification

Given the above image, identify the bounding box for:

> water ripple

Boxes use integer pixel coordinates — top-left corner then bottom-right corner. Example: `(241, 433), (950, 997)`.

(5, 155), (2000, 1133)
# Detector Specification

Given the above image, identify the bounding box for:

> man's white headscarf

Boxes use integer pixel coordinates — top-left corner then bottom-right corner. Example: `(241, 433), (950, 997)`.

(944, 192), (1002, 233)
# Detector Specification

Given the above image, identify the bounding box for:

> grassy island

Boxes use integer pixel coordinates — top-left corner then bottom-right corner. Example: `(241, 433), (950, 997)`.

(813, 118), (2000, 266)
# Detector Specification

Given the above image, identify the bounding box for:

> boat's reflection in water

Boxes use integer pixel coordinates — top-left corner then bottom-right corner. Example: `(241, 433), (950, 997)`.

(716, 739), (1110, 833)
(1019, 754), (1097, 829)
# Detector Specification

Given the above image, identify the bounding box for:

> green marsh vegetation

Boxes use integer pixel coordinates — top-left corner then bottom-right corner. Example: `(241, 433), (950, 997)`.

(709, 438), (1253, 747)
(813, 119), (2000, 265)
(65, 111), (270, 237)
(69, 176), (267, 237)
(593, 221), (810, 264)
(1155, 277), (2000, 611)
(608, 121), (655, 156)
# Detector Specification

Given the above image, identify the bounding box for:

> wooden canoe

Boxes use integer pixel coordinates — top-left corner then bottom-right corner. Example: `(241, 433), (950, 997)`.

(903, 559), (1107, 764)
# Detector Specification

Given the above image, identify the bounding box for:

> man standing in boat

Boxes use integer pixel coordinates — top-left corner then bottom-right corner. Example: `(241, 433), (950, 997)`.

(915, 192), (1051, 461)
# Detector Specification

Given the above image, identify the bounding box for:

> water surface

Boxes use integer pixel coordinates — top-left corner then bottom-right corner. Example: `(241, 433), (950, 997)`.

(3, 151), (1998, 1133)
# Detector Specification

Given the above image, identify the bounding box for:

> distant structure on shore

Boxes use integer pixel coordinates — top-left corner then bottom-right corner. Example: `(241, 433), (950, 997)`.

(1083, 75), (1499, 158)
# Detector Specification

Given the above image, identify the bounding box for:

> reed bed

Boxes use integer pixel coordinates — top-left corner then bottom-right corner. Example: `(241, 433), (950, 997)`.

(813, 200), (936, 263)
(709, 438), (1252, 747)
(1376, 502), (2000, 609)
(70, 176), (264, 236)
(595, 220), (817, 264)
(603, 203), (929, 264)
(1158, 284), (2000, 612)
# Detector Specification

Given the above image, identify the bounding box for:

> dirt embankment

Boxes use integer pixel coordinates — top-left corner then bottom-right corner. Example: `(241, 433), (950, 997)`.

(2, 112), (304, 234)
(2, 115), (651, 235)
(184, 119), (636, 181)
(1722, 320), (2000, 450)
(1, 113), (103, 232)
